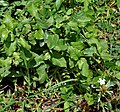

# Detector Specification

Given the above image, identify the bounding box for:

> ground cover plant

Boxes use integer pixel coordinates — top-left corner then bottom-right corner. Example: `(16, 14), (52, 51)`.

(0, 0), (120, 111)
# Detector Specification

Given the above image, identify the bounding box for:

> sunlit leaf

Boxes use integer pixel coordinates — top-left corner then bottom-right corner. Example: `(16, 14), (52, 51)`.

(115, 72), (120, 80)
(18, 38), (31, 50)
(56, 0), (63, 10)
(34, 28), (44, 40)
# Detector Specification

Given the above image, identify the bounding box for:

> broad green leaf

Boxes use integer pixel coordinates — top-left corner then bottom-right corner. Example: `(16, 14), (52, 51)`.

(36, 64), (48, 84)
(18, 38), (31, 50)
(37, 19), (49, 29)
(68, 21), (79, 31)
(26, 2), (39, 19)
(47, 34), (59, 49)
(66, 9), (73, 15)
(51, 51), (66, 67)
(84, 93), (94, 105)
(54, 39), (67, 51)
(5, 41), (16, 56)
(34, 28), (44, 40)
(13, 52), (21, 66)
(100, 52), (112, 61)
(77, 58), (89, 77)
(64, 101), (70, 112)
(68, 46), (82, 61)
(44, 52), (51, 60)
(3, 15), (14, 30)
(47, 16), (54, 27)
(73, 11), (92, 27)
(82, 60), (89, 77)
(20, 47), (33, 68)
(87, 38), (101, 52)
(34, 54), (44, 67)
(115, 72), (120, 80)
(77, 59), (84, 70)
(0, 67), (10, 82)
(0, 57), (12, 67)
(22, 24), (31, 35)
(28, 34), (36, 45)
(100, 40), (108, 52)
(1, 29), (9, 42)
(84, 46), (97, 56)
(68, 21), (78, 28)
(56, 0), (63, 10)
(0, 67), (10, 79)
(52, 57), (66, 67)
(71, 41), (85, 50)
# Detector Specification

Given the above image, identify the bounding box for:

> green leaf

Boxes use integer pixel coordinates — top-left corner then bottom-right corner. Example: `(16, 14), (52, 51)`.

(52, 57), (66, 67)
(115, 72), (120, 80)
(71, 41), (85, 50)
(77, 59), (85, 70)
(116, 61), (120, 67)
(84, 93), (95, 105)
(36, 64), (48, 84)
(26, 2), (39, 19)
(47, 16), (54, 27)
(84, 0), (89, 11)
(5, 41), (16, 56)
(18, 38), (31, 50)
(77, 58), (89, 77)
(66, 9), (73, 15)
(47, 34), (59, 49)
(13, 52), (21, 66)
(37, 19), (49, 29)
(44, 52), (51, 60)
(0, 67), (10, 80)
(68, 46), (82, 61)
(34, 28), (44, 40)
(64, 101), (70, 112)
(54, 39), (67, 51)
(82, 60), (89, 77)
(3, 15), (14, 30)
(87, 38), (101, 52)
(73, 11), (92, 27)
(84, 46), (97, 56)
(51, 51), (66, 67)
(99, 40), (108, 52)
(56, 0), (63, 10)
(34, 54), (44, 67)
(1, 29), (9, 42)
(68, 21), (78, 28)
(0, 57), (12, 67)
(69, 58), (74, 68)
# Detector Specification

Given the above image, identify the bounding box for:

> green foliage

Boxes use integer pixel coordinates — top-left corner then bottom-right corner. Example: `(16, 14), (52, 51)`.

(0, 0), (120, 111)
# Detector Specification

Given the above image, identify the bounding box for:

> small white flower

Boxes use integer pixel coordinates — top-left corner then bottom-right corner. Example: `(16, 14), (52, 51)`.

(98, 78), (106, 85)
